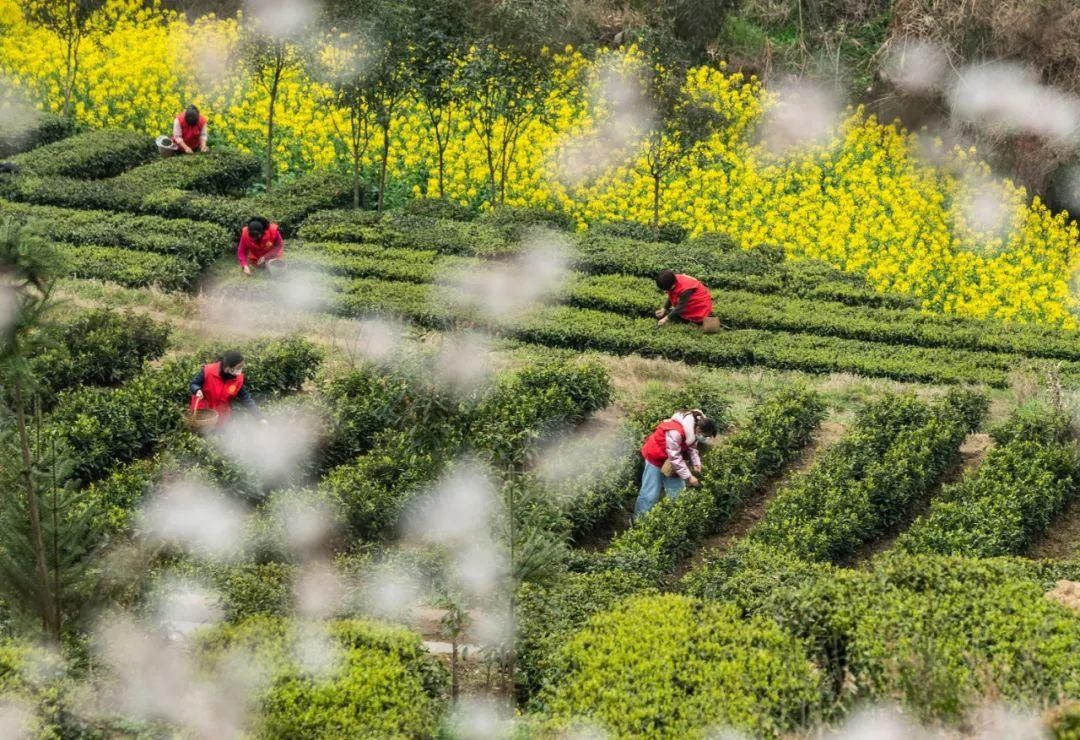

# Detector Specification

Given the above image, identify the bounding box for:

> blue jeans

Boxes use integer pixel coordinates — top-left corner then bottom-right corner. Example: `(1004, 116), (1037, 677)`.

(634, 462), (686, 519)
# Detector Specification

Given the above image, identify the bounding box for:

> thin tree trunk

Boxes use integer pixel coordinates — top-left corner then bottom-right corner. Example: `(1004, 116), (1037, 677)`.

(14, 378), (57, 639)
(377, 123), (391, 213)
(652, 171), (662, 235)
(61, 36), (76, 119)
(265, 62), (283, 191)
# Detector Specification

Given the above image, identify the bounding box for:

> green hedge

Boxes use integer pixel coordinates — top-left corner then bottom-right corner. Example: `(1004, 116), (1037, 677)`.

(195, 616), (448, 738)
(298, 209), (512, 256)
(539, 593), (823, 738)
(0, 111), (74, 157)
(57, 243), (201, 291)
(0, 200), (228, 265)
(29, 308), (170, 409)
(215, 268), (1026, 386)
(143, 172), (353, 234)
(608, 388), (824, 573)
(570, 273), (1080, 363)
(749, 390), (987, 563)
(110, 148), (260, 196)
(320, 359), (614, 541)
(7, 129), (154, 178)
(898, 406), (1080, 557)
(683, 546), (1080, 721)
(518, 568), (659, 702)
(52, 337), (320, 484)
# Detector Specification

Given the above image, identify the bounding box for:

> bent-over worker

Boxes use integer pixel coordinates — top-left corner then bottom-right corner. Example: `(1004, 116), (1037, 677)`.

(634, 409), (717, 519)
(189, 350), (266, 429)
(655, 269), (713, 326)
(237, 216), (284, 275)
(172, 104), (208, 154)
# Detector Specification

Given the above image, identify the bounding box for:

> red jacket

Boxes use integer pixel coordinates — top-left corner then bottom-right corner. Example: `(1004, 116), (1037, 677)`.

(190, 362), (244, 425)
(236, 224), (283, 267)
(641, 420), (689, 468)
(667, 274), (713, 323)
(173, 113), (206, 150)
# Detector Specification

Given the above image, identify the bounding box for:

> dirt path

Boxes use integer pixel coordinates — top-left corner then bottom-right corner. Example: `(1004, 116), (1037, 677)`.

(673, 419), (847, 578)
(849, 432), (994, 564)
(1027, 498), (1080, 560)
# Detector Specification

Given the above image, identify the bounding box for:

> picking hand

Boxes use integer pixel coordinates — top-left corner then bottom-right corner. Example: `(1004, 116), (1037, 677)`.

(243, 265), (252, 276)
(195, 390), (204, 401)
(199, 144), (208, 153)
(693, 464), (702, 474)
(655, 308), (666, 319)
(657, 317), (668, 327)
(688, 475), (700, 487)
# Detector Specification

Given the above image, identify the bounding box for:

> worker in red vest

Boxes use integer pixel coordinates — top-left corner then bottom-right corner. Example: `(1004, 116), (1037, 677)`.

(634, 409), (717, 520)
(172, 105), (208, 154)
(655, 269), (713, 326)
(189, 350), (266, 428)
(237, 217), (284, 275)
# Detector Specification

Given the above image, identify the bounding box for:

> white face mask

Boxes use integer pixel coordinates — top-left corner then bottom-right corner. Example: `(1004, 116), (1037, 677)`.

(225, 365), (243, 376)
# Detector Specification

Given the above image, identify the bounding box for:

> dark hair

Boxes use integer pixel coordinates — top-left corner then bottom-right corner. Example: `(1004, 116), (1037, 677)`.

(247, 217), (270, 238)
(221, 350), (244, 369)
(184, 105), (200, 127)
(696, 416), (718, 438)
(656, 269), (677, 291)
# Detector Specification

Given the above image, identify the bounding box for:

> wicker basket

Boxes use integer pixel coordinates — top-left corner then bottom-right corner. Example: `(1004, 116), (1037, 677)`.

(187, 402), (219, 434)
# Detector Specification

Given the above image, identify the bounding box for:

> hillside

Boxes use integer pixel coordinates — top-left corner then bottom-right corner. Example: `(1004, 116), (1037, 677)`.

(0, 121), (1079, 737)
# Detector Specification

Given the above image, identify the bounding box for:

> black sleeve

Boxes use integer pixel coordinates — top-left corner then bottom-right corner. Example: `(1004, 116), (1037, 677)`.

(667, 288), (696, 319)
(189, 367), (205, 395)
(236, 384), (262, 416)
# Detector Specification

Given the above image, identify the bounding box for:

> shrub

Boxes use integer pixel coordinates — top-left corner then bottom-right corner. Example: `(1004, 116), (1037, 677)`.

(195, 616), (447, 739)
(29, 309), (170, 409)
(159, 559), (298, 621)
(0, 200), (228, 265)
(8, 129), (154, 178)
(518, 568), (658, 702)
(899, 406), (1080, 557)
(750, 390), (987, 563)
(57, 244), (201, 291)
(478, 205), (574, 238)
(1051, 702), (1080, 740)
(608, 388), (824, 573)
(402, 197), (475, 221)
(0, 111), (73, 157)
(111, 148), (260, 196)
(590, 219), (687, 243)
(684, 547), (1080, 721)
(540, 594), (824, 738)
(197, 336), (322, 398)
(380, 213), (511, 256)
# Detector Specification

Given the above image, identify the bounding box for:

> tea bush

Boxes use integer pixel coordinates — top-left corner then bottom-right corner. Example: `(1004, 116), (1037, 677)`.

(29, 309), (170, 409)
(899, 406), (1080, 557)
(0, 200), (228, 265)
(684, 546), (1080, 721)
(540, 593), (824, 738)
(750, 390), (987, 563)
(195, 616), (448, 738)
(0, 111), (73, 157)
(608, 388), (825, 573)
(7, 129), (154, 178)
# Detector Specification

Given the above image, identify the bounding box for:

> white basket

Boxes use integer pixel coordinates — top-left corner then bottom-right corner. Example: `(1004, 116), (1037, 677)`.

(156, 135), (178, 157)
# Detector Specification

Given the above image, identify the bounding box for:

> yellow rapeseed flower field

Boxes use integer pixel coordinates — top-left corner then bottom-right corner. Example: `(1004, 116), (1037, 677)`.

(1, 0), (1078, 327)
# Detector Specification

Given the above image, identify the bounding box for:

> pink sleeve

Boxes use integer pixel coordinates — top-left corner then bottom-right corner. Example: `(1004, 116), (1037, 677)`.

(171, 118), (182, 145)
(689, 444), (702, 469)
(664, 431), (691, 480)
(237, 238), (248, 266)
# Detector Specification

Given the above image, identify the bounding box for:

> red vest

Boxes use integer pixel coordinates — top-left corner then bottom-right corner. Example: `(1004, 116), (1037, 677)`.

(190, 362), (244, 424)
(176, 113), (206, 150)
(641, 420), (688, 468)
(239, 224), (281, 262)
(667, 274), (713, 323)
